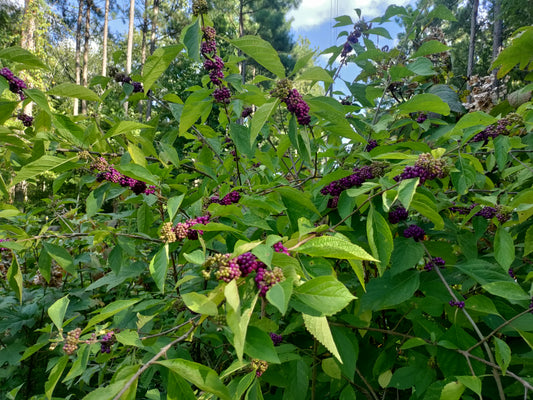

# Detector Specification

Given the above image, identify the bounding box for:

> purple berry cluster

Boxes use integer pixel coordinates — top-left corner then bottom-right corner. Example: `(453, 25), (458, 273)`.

(285, 89), (311, 125)
(241, 106), (253, 118)
(508, 268), (515, 279)
(388, 206), (408, 224)
(17, 113), (33, 127)
(321, 165), (376, 208)
(213, 87), (231, 104)
(174, 214), (210, 240)
(0, 67), (26, 100)
(210, 190), (241, 206)
(270, 79), (311, 126)
(394, 153), (448, 184)
(255, 266), (285, 297)
(251, 359), (268, 377)
(63, 328), (82, 355)
(403, 224), (426, 241)
(471, 119), (509, 143)
(449, 203), (510, 222)
(203, 251), (285, 296)
(100, 331), (115, 354)
(449, 300), (465, 309)
(114, 73), (143, 93)
(269, 332), (283, 346)
(424, 257), (445, 271)
(201, 25), (231, 103)
(90, 157), (156, 195)
(340, 23), (363, 62)
(416, 113), (427, 123)
(273, 241), (290, 255)
(365, 139), (378, 152)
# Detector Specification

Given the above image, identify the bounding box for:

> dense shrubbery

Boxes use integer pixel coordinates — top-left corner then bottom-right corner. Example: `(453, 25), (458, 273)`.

(0, 2), (533, 400)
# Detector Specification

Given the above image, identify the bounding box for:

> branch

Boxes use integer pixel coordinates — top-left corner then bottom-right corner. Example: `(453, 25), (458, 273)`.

(112, 320), (198, 400)
(16, 232), (162, 243)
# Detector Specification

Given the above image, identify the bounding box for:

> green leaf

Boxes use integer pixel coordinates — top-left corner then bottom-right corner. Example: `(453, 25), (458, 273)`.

(84, 299), (140, 332)
(250, 99), (278, 146)
(244, 326), (280, 363)
(411, 193), (444, 230)
(455, 111), (496, 131)
(292, 276), (355, 316)
(115, 330), (143, 347)
(465, 295), (500, 316)
(398, 93), (450, 115)
(142, 45), (184, 92)
(44, 355), (69, 400)
(494, 135), (510, 171)
(332, 15), (353, 27)
(322, 357), (341, 379)
(48, 83), (100, 102)
(390, 238), (424, 275)
(297, 66), (333, 83)
(11, 155), (78, 187)
(63, 344), (91, 382)
(179, 88), (213, 135)
(149, 244), (169, 292)
(428, 84), (466, 113)
(482, 282), (529, 301)
(182, 292), (218, 316)
(367, 207), (393, 275)
(366, 27), (392, 39)
(47, 295), (70, 331)
(296, 235), (377, 261)
(290, 50), (315, 76)
(230, 36), (286, 78)
(440, 381), (464, 400)
(182, 19), (201, 62)
(456, 376), (481, 396)
(525, 225), (533, 256)
(115, 164), (158, 186)
(427, 4), (457, 21)
(266, 279), (292, 315)
(157, 359), (231, 400)
(0, 46), (48, 69)
(406, 58), (436, 76)
(167, 195), (185, 221)
(400, 337), (427, 350)
(494, 337), (511, 375)
(105, 120), (153, 139)
(225, 280), (258, 362)
(302, 314), (342, 362)
(494, 228), (514, 270)
(24, 88), (51, 114)
(44, 242), (75, 274)
(360, 270), (420, 311)
(348, 259), (366, 291)
(229, 123), (254, 158)
(167, 372), (196, 400)
(6, 255), (23, 303)
(492, 27), (533, 78)
(451, 156), (476, 195)
(397, 178), (419, 209)
(413, 40), (451, 57)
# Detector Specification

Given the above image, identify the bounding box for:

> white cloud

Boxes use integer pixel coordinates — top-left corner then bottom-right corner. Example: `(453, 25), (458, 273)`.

(287, 0), (412, 31)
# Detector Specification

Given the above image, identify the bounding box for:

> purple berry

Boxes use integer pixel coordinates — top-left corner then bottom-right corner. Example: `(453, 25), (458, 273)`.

(403, 224), (426, 242)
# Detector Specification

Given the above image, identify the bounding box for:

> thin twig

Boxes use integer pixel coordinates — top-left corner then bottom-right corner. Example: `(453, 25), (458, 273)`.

(140, 316), (200, 340)
(356, 368), (380, 400)
(112, 321), (198, 400)
(467, 308), (533, 352)
(16, 232), (162, 243)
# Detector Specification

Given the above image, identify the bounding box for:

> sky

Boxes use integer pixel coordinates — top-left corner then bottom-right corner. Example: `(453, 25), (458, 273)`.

(286, 0), (414, 93)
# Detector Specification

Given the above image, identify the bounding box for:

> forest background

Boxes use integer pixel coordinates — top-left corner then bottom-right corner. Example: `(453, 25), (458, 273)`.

(0, 0), (533, 399)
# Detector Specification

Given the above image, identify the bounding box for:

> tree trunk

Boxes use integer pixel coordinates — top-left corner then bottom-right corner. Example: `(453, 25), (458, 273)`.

(74, 0), (83, 115)
(125, 0), (135, 112)
(81, 0), (91, 114)
(492, 0), (503, 95)
(146, 0), (159, 120)
(467, 0), (479, 104)
(138, 0), (149, 120)
(21, 0), (35, 116)
(239, 0), (246, 84)
(102, 0), (110, 76)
